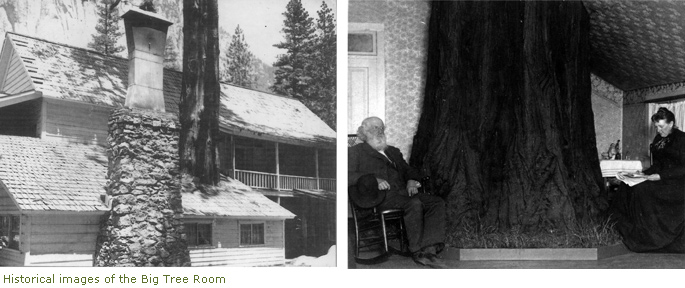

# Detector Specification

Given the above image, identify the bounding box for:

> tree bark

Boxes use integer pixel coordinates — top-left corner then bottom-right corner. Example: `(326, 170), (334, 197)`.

(410, 1), (606, 232)
(180, 0), (220, 185)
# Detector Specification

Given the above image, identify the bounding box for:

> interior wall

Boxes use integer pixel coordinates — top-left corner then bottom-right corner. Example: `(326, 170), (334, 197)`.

(621, 81), (685, 169)
(349, 0), (431, 159)
(591, 74), (623, 159)
(349, 1), (634, 166)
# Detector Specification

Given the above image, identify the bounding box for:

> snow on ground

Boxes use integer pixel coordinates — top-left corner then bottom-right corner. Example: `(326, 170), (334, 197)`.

(287, 245), (336, 267)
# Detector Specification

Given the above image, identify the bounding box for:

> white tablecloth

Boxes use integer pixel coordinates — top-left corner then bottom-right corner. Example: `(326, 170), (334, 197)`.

(600, 160), (643, 178)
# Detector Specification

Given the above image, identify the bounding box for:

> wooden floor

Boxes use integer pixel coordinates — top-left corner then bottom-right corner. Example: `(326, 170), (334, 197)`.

(354, 251), (685, 269)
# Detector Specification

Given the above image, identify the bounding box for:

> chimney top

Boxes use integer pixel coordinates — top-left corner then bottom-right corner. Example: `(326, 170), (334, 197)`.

(121, 7), (173, 29)
(121, 6), (173, 112)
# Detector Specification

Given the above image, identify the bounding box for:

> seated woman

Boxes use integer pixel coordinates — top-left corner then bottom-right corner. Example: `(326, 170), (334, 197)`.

(613, 107), (685, 253)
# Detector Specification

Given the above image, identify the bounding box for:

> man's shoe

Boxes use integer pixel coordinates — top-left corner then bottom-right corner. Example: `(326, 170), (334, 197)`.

(434, 243), (445, 255)
(412, 252), (431, 267)
(425, 253), (448, 269)
(423, 245), (437, 255)
(412, 252), (448, 269)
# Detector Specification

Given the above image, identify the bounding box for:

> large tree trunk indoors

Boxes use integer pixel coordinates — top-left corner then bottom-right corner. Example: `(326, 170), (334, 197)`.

(180, 0), (221, 185)
(410, 1), (606, 233)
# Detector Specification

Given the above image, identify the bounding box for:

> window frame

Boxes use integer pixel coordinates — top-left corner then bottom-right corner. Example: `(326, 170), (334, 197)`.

(0, 214), (20, 250)
(348, 31), (378, 56)
(239, 221), (266, 247)
(184, 221), (213, 248)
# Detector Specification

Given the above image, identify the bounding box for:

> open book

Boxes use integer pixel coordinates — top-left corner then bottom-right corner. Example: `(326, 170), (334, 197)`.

(619, 173), (648, 187)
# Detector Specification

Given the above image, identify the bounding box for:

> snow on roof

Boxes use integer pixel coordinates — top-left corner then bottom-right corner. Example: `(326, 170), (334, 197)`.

(0, 135), (109, 212)
(182, 176), (295, 219)
(0, 135), (293, 218)
(5, 32), (335, 147)
(219, 83), (336, 146)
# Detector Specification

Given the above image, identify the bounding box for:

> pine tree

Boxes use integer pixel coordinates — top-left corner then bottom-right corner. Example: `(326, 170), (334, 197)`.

(164, 37), (180, 70)
(271, 0), (316, 100)
(139, 0), (156, 13)
(219, 27), (232, 82)
(308, 1), (336, 129)
(88, 0), (125, 56)
(224, 25), (256, 88)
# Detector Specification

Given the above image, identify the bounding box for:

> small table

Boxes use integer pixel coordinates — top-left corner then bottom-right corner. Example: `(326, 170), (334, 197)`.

(599, 160), (643, 199)
(600, 160), (643, 178)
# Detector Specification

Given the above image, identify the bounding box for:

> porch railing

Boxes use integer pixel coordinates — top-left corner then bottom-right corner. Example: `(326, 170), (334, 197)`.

(233, 170), (277, 189)
(232, 169), (336, 192)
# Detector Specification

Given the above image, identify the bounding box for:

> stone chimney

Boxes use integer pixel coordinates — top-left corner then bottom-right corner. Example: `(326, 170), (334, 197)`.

(121, 7), (173, 112)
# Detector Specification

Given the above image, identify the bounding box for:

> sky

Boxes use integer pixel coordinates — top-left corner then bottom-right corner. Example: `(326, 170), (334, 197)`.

(218, 0), (337, 64)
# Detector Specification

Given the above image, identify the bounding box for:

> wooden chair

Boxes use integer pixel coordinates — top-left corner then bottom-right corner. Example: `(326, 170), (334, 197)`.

(349, 198), (407, 263)
(348, 134), (408, 263)
(347, 134), (359, 147)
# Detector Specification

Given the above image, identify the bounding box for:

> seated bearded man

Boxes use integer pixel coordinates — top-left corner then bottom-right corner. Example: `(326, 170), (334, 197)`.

(348, 117), (447, 268)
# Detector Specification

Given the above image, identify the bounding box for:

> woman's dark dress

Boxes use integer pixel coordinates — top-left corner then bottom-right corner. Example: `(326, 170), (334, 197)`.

(612, 129), (685, 253)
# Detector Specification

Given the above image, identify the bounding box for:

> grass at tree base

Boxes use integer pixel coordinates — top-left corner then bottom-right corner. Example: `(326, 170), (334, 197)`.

(447, 218), (622, 249)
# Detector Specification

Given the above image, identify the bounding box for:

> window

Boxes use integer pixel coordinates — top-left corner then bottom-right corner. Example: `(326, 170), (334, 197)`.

(348, 32), (377, 55)
(240, 223), (265, 246)
(185, 223), (212, 247)
(0, 215), (20, 250)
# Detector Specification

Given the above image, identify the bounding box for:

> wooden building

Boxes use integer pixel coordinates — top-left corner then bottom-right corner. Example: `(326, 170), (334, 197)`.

(0, 135), (294, 267)
(0, 32), (335, 265)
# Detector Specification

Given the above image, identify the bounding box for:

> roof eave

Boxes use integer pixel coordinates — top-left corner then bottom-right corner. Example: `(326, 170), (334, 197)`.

(182, 214), (295, 220)
(21, 209), (108, 215)
(220, 125), (335, 149)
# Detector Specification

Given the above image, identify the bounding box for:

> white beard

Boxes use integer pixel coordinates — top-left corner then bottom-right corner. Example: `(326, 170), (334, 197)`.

(367, 136), (388, 151)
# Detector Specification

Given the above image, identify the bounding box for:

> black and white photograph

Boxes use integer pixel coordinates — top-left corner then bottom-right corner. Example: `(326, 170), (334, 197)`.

(347, 0), (685, 269)
(0, 0), (684, 285)
(0, 0), (336, 267)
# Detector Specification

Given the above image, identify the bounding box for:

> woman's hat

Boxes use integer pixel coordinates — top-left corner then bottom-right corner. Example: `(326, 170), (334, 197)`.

(349, 174), (386, 209)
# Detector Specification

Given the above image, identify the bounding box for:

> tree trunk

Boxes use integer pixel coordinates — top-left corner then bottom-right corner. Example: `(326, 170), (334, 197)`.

(410, 1), (606, 233)
(180, 0), (220, 185)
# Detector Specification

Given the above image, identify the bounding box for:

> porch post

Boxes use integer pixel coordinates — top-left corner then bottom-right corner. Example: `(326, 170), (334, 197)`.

(275, 142), (280, 190)
(315, 149), (320, 190)
(230, 135), (236, 178)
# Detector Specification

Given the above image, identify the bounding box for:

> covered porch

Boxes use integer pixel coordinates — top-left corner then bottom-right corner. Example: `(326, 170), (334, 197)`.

(220, 134), (336, 193)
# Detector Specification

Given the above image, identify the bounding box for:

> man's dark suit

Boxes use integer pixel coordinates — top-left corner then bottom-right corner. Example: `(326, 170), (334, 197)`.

(349, 142), (446, 253)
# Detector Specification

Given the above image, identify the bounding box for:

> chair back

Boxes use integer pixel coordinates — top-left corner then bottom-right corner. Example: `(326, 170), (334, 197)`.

(348, 134), (359, 147)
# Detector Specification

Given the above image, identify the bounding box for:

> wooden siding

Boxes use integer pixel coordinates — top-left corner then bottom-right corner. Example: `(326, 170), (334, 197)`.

(26, 253), (93, 267)
(189, 247), (285, 267)
(0, 47), (33, 95)
(0, 98), (41, 137)
(229, 135), (334, 180)
(0, 184), (19, 212)
(29, 214), (101, 256)
(43, 98), (111, 146)
(282, 197), (336, 258)
(0, 248), (26, 266)
(318, 148), (336, 178)
(279, 143), (317, 177)
(234, 136), (276, 173)
(211, 219), (284, 249)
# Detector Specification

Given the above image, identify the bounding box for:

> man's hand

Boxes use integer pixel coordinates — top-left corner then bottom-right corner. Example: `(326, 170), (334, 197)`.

(377, 178), (390, 190)
(646, 174), (661, 181)
(407, 180), (421, 196)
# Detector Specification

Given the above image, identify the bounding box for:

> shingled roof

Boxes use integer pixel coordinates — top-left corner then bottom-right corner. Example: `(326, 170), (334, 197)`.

(0, 135), (293, 217)
(0, 135), (108, 212)
(183, 176), (295, 219)
(3, 32), (335, 147)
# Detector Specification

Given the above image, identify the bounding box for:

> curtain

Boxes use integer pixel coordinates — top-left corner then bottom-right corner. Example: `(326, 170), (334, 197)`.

(647, 99), (685, 138)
